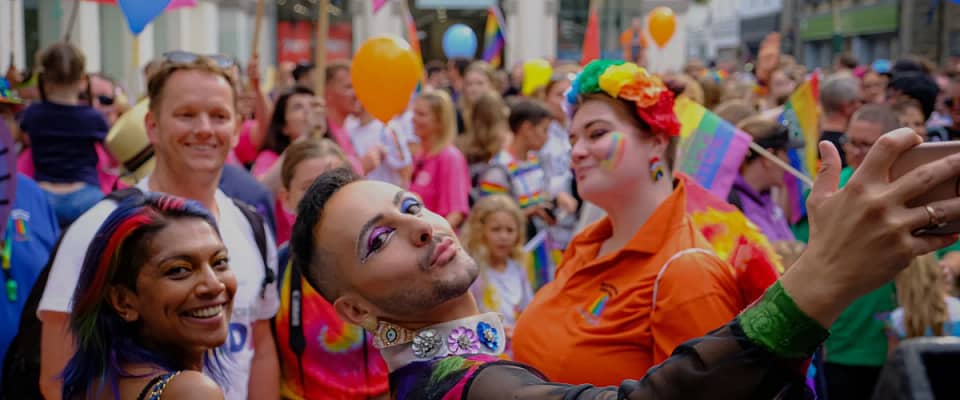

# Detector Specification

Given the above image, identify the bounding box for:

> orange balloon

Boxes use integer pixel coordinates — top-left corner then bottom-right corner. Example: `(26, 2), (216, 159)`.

(647, 7), (676, 48)
(352, 36), (424, 123)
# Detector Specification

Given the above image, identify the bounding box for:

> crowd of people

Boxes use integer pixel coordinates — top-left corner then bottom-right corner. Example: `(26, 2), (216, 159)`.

(0, 35), (959, 400)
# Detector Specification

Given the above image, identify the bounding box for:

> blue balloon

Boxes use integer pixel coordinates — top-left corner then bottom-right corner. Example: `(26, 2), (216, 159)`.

(117, 0), (172, 35)
(442, 24), (478, 58)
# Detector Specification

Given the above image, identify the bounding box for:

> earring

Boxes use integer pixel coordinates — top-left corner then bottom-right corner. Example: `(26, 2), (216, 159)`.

(649, 156), (665, 181)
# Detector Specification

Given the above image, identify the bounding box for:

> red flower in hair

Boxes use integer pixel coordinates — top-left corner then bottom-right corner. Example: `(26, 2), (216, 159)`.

(635, 90), (681, 137)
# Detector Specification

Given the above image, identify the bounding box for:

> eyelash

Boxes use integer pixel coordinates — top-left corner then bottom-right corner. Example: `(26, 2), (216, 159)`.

(363, 197), (424, 262)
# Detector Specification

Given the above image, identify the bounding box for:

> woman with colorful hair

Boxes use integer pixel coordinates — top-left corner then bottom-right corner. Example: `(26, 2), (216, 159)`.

(513, 60), (745, 385)
(60, 193), (237, 400)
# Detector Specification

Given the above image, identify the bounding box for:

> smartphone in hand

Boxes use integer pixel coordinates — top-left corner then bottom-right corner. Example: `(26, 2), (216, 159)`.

(890, 141), (960, 235)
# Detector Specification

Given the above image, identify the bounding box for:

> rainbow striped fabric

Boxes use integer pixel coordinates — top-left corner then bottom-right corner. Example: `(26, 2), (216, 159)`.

(780, 73), (820, 223)
(478, 151), (547, 209)
(675, 97), (752, 199)
(482, 6), (506, 68)
(524, 231), (563, 292)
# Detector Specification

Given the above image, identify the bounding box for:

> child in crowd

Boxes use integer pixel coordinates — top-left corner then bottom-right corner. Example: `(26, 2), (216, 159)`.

(476, 98), (557, 236)
(276, 139), (350, 245)
(18, 42), (109, 227)
(887, 254), (960, 345)
(345, 106), (414, 187)
(275, 139), (389, 399)
(462, 194), (533, 355)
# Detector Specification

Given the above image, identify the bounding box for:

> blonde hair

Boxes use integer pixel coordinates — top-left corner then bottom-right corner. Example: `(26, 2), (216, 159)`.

(460, 61), (497, 129)
(457, 90), (508, 164)
(280, 139), (348, 190)
(417, 90), (458, 155)
(461, 195), (525, 268)
(896, 254), (950, 338)
(714, 99), (758, 126)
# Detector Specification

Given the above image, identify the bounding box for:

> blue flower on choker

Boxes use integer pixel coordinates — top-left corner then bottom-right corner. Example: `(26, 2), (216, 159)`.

(476, 321), (498, 351)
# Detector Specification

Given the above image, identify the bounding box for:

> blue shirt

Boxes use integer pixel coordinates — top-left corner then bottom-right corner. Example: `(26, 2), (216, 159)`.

(19, 101), (108, 187)
(0, 175), (61, 376)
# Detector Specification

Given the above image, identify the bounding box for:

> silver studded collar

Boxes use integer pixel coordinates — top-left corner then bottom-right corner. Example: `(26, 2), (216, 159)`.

(374, 313), (506, 371)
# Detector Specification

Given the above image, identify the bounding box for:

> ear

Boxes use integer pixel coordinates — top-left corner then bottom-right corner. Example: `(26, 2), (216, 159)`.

(279, 187), (295, 214)
(519, 120), (535, 137)
(145, 110), (158, 145)
(333, 295), (376, 329)
(107, 285), (140, 322)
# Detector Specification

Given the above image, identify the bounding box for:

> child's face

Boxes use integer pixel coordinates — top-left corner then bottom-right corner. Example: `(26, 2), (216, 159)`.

(281, 156), (346, 214)
(483, 211), (519, 263)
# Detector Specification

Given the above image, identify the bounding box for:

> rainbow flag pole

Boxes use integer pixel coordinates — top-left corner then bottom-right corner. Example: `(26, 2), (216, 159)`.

(482, 6), (506, 68)
(523, 231), (561, 292)
(779, 72), (820, 223)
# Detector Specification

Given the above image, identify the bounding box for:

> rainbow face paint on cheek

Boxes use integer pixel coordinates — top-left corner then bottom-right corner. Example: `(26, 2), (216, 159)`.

(600, 132), (626, 171)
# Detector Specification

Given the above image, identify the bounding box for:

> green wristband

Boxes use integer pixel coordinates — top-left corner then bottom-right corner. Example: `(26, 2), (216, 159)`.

(739, 281), (829, 359)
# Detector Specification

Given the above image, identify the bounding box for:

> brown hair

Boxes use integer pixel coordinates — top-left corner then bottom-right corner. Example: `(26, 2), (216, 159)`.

(458, 90), (508, 164)
(417, 90), (458, 155)
(891, 98), (923, 116)
(698, 76), (723, 110)
(714, 99), (757, 126)
(147, 57), (237, 113)
(737, 116), (780, 142)
(37, 41), (85, 85)
(577, 93), (678, 170)
(324, 60), (350, 84)
(280, 139), (349, 189)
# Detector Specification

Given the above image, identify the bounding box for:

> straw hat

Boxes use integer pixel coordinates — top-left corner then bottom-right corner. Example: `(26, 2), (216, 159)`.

(105, 99), (155, 185)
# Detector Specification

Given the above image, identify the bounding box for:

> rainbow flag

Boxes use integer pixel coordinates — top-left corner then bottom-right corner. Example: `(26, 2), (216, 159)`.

(779, 72), (820, 223)
(482, 6), (506, 68)
(679, 174), (782, 303)
(674, 97), (752, 199)
(524, 231), (563, 292)
(580, 4), (600, 66)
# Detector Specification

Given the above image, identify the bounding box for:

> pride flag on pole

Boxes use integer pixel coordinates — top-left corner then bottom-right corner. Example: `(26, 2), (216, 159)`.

(674, 97), (752, 199)
(524, 231), (563, 292)
(580, 4), (600, 66)
(779, 72), (820, 223)
(482, 6), (506, 68)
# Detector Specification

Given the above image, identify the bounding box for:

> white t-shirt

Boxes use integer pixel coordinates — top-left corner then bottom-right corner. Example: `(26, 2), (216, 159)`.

(469, 259), (533, 329)
(345, 114), (413, 186)
(38, 178), (279, 400)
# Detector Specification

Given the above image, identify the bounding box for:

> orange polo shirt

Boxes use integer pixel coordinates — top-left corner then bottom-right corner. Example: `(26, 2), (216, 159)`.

(512, 181), (744, 386)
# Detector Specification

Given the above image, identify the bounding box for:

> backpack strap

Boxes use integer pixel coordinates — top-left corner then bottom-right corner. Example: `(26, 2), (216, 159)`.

(231, 198), (275, 298)
(651, 248), (716, 313)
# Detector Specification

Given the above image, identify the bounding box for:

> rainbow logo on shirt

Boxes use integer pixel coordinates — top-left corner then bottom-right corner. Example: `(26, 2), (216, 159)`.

(580, 283), (618, 325)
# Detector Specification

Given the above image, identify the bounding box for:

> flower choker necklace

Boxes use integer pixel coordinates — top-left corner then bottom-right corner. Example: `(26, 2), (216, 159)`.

(373, 313), (506, 369)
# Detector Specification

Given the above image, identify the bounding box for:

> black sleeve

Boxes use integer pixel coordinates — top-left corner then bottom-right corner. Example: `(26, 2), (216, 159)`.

(465, 322), (813, 400)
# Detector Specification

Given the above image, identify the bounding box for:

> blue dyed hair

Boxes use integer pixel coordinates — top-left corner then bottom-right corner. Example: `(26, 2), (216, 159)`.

(61, 193), (231, 400)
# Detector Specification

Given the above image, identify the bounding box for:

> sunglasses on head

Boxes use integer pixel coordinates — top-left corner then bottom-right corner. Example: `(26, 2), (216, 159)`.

(162, 50), (237, 69)
(945, 97), (960, 109)
(78, 93), (115, 106)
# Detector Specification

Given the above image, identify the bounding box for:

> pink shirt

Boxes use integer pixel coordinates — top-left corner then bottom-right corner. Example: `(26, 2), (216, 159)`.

(327, 117), (365, 175)
(234, 119), (259, 165)
(251, 150), (280, 178)
(409, 145), (470, 218)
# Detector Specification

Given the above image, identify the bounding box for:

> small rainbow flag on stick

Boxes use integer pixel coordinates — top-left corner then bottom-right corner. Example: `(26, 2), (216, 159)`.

(780, 72), (820, 223)
(524, 231), (562, 292)
(482, 6), (506, 68)
(674, 97), (752, 199)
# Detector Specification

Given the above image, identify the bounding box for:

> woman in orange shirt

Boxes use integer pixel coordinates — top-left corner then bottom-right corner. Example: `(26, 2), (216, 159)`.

(512, 60), (745, 386)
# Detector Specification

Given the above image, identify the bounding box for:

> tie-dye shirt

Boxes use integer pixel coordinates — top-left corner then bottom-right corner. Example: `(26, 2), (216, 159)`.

(275, 260), (389, 399)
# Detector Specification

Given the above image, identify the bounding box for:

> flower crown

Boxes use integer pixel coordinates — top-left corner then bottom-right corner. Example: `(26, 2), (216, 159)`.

(565, 60), (680, 137)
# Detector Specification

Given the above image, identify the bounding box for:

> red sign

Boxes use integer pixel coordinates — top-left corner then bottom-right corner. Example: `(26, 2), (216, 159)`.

(277, 21), (353, 64)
